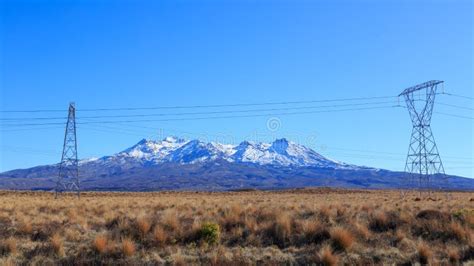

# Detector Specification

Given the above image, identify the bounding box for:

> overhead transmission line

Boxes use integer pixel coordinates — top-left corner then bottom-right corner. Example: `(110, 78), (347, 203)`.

(437, 102), (474, 111)
(435, 112), (474, 120)
(77, 122), (474, 162)
(0, 95), (397, 114)
(1, 105), (401, 127)
(0, 100), (397, 122)
(2, 93), (473, 127)
(440, 92), (474, 100)
(397, 105), (474, 120)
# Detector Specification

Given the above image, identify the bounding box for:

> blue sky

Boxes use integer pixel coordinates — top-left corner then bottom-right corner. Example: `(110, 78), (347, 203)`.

(0, 0), (473, 177)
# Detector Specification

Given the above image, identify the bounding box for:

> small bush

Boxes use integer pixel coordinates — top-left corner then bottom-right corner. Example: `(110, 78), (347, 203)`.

(302, 220), (331, 245)
(162, 210), (179, 232)
(198, 222), (220, 245)
(319, 206), (331, 222)
(369, 211), (399, 232)
(394, 229), (405, 243)
(137, 217), (151, 237)
(330, 227), (354, 251)
(416, 209), (450, 222)
(153, 225), (167, 245)
(93, 234), (108, 254)
(417, 242), (432, 264)
(50, 233), (64, 257)
(264, 213), (292, 247)
(121, 238), (135, 257)
(449, 222), (467, 242)
(18, 222), (33, 235)
(447, 247), (460, 264)
(0, 238), (17, 256)
(319, 246), (338, 266)
(354, 222), (370, 241)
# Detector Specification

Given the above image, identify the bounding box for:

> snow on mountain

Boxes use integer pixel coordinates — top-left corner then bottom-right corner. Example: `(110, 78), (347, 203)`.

(88, 136), (359, 169)
(4, 136), (474, 191)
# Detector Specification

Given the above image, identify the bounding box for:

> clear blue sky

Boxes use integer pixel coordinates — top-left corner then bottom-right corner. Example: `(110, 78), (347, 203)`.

(1, 0), (473, 177)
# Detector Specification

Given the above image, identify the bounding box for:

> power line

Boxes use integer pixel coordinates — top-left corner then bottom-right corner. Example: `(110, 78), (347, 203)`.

(79, 124), (158, 137)
(0, 145), (60, 156)
(320, 145), (473, 161)
(0, 95), (397, 113)
(0, 126), (65, 132)
(0, 100), (397, 122)
(1, 105), (400, 127)
(438, 102), (474, 111)
(77, 123), (474, 162)
(398, 105), (474, 120)
(441, 92), (474, 100)
(82, 121), (232, 140)
(435, 112), (474, 120)
(77, 95), (398, 111)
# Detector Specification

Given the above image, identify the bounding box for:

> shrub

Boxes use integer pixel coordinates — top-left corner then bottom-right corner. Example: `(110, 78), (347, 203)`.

(17, 221), (33, 235)
(319, 246), (338, 266)
(121, 238), (135, 257)
(417, 242), (432, 264)
(319, 206), (331, 222)
(265, 213), (292, 247)
(50, 233), (64, 257)
(93, 234), (108, 254)
(153, 225), (167, 245)
(354, 222), (370, 241)
(449, 222), (467, 242)
(330, 227), (354, 251)
(369, 211), (399, 232)
(412, 219), (468, 243)
(301, 220), (330, 245)
(198, 222), (220, 245)
(394, 229), (405, 243)
(162, 210), (179, 232)
(447, 247), (460, 264)
(171, 249), (186, 266)
(0, 238), (17, 256)
(137, 217), (151, 237)
(416, 209), (450, 222)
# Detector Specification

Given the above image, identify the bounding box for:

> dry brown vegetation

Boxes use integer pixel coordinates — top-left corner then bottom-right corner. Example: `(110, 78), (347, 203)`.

(0, 188), (472, 265)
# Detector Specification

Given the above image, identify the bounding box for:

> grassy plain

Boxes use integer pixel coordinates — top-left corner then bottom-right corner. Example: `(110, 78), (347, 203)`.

(0, 188), (472, 265)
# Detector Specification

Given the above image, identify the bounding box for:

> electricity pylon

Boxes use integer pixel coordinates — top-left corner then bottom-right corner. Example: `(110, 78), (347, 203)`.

(55, 102), (80, 198)
(399, 81), (447, 192)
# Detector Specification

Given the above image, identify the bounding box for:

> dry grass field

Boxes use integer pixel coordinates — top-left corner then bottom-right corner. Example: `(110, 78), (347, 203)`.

(0, 188), (473, 265)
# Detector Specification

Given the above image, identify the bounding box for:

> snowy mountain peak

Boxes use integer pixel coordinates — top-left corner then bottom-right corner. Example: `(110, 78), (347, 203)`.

(94, 136), (357, 169)
(163, 136), (186, 143)
(270, 138), (290, 155)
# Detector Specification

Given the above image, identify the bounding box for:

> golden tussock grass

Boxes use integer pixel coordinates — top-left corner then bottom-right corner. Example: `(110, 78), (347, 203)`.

(330, 227), (354, 251)
(0, 189), (472, 264)
(121, 238), (135, 257)
(136, 216), (151, 237)
(447, 247), (460, 263)
(153, 225), (167, 245)
(417, 241), (433, 264)
(50, 233), (65, 257)
(17, 221), (33, 235)
(93, 234), (108, 254)
(318, 245), (338, 266)
(0, 238), (17, 256)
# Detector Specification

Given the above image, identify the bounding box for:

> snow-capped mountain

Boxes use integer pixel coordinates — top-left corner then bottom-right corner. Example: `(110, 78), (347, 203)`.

(1, 136), (473, 191)
(93, 136), (355, 169)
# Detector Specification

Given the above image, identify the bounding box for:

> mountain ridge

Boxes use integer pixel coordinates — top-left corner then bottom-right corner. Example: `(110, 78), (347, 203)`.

(94, 136), (358, 169)
(1, 137), (473, 191)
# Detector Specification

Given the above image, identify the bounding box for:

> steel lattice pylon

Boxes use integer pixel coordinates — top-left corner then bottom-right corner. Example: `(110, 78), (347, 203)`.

(55, 102), (80, 198)
(399, 81), (446, 191)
